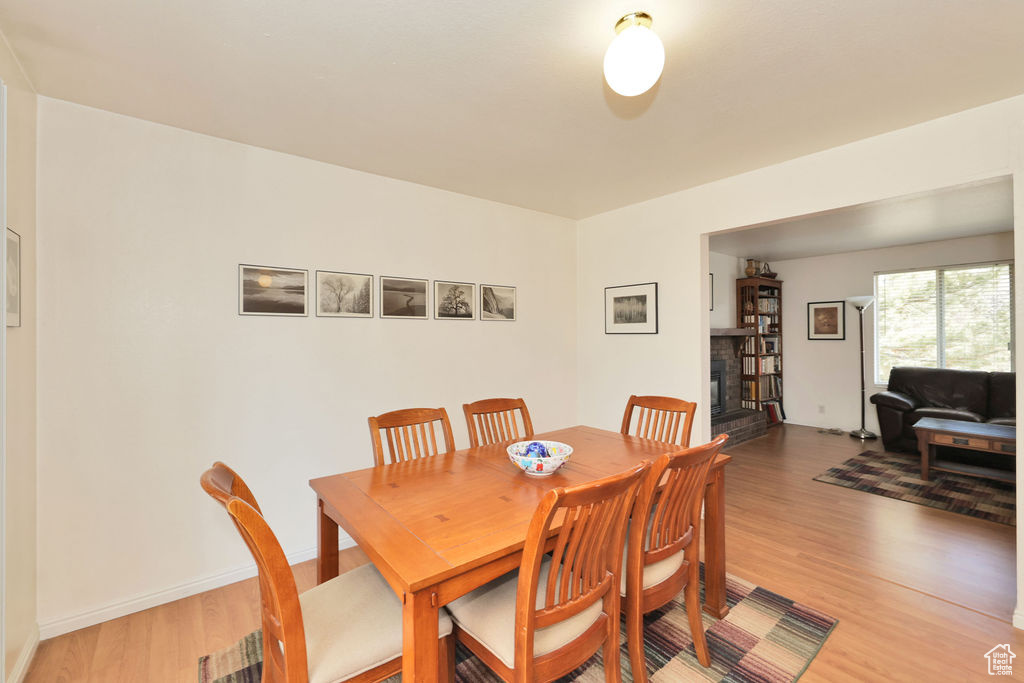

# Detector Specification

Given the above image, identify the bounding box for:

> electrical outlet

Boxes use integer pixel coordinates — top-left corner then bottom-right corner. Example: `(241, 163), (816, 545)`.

(818, 404), (826, 414)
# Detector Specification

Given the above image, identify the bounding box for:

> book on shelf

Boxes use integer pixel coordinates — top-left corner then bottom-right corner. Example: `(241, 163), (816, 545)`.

(762, 399), (786, 423)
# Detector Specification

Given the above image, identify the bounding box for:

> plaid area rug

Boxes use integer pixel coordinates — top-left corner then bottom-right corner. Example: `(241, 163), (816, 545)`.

(813, 451), (1015, 526)
(198, 568), (837, 682)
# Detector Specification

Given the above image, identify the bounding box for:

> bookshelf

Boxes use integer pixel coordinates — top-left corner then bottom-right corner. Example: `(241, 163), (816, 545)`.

(736, 277), (784, 425)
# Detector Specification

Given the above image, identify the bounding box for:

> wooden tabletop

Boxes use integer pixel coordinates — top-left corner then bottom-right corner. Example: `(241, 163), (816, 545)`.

(912, 417), (1016, 440)
(311, 425), (727, 598)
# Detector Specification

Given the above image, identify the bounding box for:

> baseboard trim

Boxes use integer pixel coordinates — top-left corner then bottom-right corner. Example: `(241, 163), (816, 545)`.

(7, 623), (39, 683)
(38, 536), (355, 640)
(1013, 609), (1024, 630)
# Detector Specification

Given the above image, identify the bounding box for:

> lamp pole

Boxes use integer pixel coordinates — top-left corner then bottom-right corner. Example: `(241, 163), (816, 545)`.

(847, 296), (877, 440)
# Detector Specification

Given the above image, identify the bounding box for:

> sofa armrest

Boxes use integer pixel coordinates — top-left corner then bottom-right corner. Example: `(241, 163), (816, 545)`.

(870, 391), (918, 412)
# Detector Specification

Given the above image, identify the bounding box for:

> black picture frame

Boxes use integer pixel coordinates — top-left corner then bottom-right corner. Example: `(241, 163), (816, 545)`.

(315, 270), (373, 318)
(380, 276), (429, 319)
(480, 284), (516, 321)
(605, 282), (658, 334)
(238, 264), (308, 317)
(434, 280), (475, 320)
(807, 300), (845, 340)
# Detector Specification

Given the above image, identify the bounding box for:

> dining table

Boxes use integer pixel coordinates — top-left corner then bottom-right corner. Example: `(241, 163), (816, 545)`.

(309, 424), (731, 682)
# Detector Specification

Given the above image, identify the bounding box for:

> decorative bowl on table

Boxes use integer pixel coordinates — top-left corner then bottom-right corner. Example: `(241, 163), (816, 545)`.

(506, 440), (573, 476)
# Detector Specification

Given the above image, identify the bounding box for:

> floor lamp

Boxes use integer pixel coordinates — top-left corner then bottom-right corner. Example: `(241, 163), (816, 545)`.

(846, 295), (878, 440)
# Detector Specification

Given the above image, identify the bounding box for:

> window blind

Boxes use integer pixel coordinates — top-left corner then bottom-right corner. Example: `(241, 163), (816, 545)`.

(875, 261), (1013, 384)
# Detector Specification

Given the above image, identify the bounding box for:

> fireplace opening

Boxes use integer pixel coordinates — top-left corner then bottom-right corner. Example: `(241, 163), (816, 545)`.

(710, 359), (726, 417)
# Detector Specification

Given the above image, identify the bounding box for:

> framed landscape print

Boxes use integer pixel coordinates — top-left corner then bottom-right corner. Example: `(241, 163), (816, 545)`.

(6, 228), (20, 327)
(480, 284), (516, 321)
(605, 282), (658, 334)
(807, 300), (845, 340)
(238, 264), (307, 316)
(316, 270), (373, 317)
(380, 276), (428, 319)
(434, 281), (475, 320)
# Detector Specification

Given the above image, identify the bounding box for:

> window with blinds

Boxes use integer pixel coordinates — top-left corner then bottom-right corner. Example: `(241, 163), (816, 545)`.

(875, 261), (1013, 384)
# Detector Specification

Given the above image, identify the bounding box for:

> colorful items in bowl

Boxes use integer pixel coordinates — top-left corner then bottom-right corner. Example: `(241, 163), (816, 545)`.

(506, 440), (573, 476)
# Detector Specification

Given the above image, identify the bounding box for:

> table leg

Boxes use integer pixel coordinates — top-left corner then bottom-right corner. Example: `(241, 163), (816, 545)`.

(403, 588), (440, 682)
(702, 466), (728, 619)
(317, 498), (339, 585)
(917, 431), (931, 482)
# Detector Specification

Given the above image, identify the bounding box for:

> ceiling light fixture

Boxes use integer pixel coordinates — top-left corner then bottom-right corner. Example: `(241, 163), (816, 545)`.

(603, 12), (665, 97)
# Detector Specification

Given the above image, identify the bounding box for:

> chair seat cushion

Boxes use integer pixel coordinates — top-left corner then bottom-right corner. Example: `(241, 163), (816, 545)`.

(619, 546), (685, 595)
(447, 558), (605, 670)
(300, 563), (453, 683)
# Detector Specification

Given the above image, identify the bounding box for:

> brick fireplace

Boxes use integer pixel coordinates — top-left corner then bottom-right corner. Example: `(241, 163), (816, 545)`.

(710, 330), (766, 445)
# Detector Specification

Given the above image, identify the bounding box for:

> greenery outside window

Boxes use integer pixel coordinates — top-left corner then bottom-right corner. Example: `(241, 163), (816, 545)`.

(874, 261), (1014, 384)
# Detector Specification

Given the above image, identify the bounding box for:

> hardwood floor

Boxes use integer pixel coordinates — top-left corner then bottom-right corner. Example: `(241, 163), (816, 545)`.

(24, 424), (1021, 681)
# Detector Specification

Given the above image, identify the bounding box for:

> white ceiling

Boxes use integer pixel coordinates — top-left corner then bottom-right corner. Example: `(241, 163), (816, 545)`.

(2, 1), (1024, 219)
(709, 176), (1014, 262)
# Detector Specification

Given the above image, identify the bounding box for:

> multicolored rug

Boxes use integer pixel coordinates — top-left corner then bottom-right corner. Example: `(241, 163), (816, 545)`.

(813, 451), (1015, 526)
(198, 567), (837, 682)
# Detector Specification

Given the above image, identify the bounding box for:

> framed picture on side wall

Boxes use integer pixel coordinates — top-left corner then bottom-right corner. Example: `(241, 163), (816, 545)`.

(807, 300), (845, 340)
(605, 282), (658, 334)
(480, 284), (516, 321)
(434, 281), (475, 319)
(316, 270), (373, 317)
(239, 264), (308, 316)
(6, 228), (20, 327)
(380, 276), (429, 319)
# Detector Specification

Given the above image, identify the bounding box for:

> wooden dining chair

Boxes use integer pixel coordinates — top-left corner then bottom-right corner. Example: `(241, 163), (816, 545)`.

(463, 397), (535, 447)
(620, 395), (697, 447)
(368, 407), (456, 467)
(623, 434), (729, 679)
(447, 461), (650, 683)
(200, 462), (454, 683)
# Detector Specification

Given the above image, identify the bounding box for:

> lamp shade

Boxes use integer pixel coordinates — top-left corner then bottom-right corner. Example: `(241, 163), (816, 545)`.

(846, 295), (874, 310)
(603, 14), (665, 97)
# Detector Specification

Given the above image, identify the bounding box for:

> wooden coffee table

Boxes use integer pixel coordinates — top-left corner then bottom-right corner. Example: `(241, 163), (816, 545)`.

(913, 417), (1016, 483)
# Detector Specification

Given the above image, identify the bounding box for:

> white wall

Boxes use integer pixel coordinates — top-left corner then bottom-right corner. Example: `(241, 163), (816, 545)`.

(578, 95), (1024, 439)
(0, 31), (38, 680)
(34, 98), (578, 635)
(773, 232), (1013, 433)
(575, 94), (1024, 624)
(708, 251), (740, 329)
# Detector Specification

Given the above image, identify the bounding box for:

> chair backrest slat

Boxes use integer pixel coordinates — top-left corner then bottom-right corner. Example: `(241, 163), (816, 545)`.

(463, 398), (534, 448)
(368, 407), (456, 466)
(620, 395), (697, 448)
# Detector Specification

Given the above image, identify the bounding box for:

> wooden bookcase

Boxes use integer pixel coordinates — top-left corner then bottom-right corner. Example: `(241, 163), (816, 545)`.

(736, 277), (784, 424)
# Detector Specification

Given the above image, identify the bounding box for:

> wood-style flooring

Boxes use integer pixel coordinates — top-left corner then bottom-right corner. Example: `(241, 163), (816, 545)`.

(24, 424), (1021, 681)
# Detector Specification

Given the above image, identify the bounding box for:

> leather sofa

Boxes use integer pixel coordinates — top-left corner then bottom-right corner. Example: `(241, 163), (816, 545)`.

(870, 367), (1016, 451)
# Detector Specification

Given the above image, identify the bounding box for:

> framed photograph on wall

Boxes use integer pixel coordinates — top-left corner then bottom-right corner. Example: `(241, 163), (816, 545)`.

(434, 281), (475, 319)
(6, 228), (20, 327)
(807, 300), (845, 340)
(316, 270), (373, 317)
(238, 264), (308, 316)
(380, 276), (428, 319)
(480, 284), (516, 321)
(605, 282), (658, 334)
